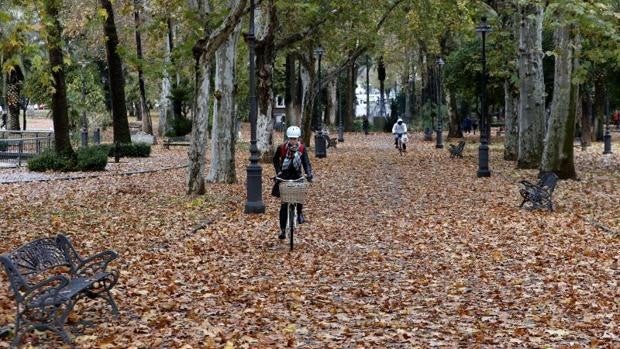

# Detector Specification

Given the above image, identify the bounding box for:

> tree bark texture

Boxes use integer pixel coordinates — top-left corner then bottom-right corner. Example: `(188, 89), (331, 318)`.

(100, 0), (131, 144)
(299, 56), (314, 147)
(540, 24), (576, 179)
(327, 80), (337, 126)
(344, 60), (356, 131)
(255, 0), (276, 159)
(504, 80), (519, 160)
(207, 20), (240, 183)
(446, 90), (462, 139)
(6, 67), (22, 131)
(159, 18), (174, 137)
(517, 4), (545, 169)
(285, 54), (300, 127)
(134, 0), (153, 134)
(580, 85), (592, 148)
(593, 73), (606, 141)
(43, 0), (73, 155)
(187, 0), (247, 195)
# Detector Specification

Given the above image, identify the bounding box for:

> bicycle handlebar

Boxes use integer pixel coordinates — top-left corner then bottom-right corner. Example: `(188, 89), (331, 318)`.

(273, 176), (307, 182)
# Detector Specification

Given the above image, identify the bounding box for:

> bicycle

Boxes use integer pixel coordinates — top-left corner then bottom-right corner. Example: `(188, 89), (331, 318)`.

(274, 176), (308, 250)
(395, 133), (408, 155)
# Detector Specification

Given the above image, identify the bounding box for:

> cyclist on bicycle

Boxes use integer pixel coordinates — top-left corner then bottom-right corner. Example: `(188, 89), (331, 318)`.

(392, 118), (408, 151)
(272, 126), (313, 239)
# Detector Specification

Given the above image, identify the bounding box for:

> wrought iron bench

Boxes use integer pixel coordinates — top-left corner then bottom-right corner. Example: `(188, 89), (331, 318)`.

(448, 140), (466, 158)
(324, 134), (337, 149)
(519, 172), (559, 211)
(0, 234), (119, 346)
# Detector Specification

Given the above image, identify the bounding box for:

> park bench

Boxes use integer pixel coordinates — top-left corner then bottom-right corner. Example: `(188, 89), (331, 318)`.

(448, 140), (466, 158)
(162, 135), (191, 149)
(0, 234), (119, 346)
(519, 172), (558, 211)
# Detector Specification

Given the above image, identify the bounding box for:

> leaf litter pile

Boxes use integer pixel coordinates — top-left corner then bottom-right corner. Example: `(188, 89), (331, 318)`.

(0, 131), (618, 348)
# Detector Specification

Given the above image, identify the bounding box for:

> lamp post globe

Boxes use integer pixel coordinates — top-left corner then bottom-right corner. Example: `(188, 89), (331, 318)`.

(435, 57), (445, 149)
(476, 17), (491, 177)
(314, 46), (327, 158)
(245, 0), (265, 213)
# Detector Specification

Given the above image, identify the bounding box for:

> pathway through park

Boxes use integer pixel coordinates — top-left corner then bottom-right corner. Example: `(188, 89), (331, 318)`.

(0, 132), (617, 347)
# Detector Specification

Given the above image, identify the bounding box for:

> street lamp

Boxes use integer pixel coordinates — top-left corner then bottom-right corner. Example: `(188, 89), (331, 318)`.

(244, 0), (265, 213)
(337, 71), (344, 142)
(314, 46), (327, 158)
(476, 17), (491, 177)
(435, 57), (444, 149)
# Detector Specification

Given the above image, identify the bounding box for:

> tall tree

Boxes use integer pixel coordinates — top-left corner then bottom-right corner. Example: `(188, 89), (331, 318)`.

(159, 17), (174, 137)
(540, 21), (577, 179)
(42, 0), (73, 155)
(100, 0), (131, 144)
(133, 0), (152, 135)
(187, 0), (247, 195)
(207, 1), (241, 184)
(517, 2), (545, 169)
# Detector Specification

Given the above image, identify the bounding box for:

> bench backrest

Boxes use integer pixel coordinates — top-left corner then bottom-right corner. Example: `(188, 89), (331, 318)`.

(457, 141), (465, 151)
(0, 235), (78, 298)
(538, 172), (558, 193)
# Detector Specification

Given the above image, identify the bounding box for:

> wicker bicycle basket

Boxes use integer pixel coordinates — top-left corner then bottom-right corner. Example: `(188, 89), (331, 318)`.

(279, 181), (307, 204)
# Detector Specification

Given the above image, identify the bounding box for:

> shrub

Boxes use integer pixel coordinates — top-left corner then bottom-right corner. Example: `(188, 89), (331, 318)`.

(28, 150), (75, 172)
(75, 146), (108, 171)
(165, 117), (192, 137)
(0, 141), (8, 152)
(107, 142), (151, 158)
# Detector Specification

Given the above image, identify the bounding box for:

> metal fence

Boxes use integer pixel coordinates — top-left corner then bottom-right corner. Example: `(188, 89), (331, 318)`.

(0, 131), (55, 167)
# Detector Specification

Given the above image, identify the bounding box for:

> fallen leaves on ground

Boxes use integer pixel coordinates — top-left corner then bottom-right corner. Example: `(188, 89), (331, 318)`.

(0, 130), (618, 348)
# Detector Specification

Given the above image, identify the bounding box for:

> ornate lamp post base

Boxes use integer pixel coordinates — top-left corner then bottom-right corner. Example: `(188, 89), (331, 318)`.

(315, 132), (327, 158)
(338, 126), (344, 142)
(477, 143), (491, 177)
(435, 130), (443, 149)
(603, 133), (612, 154)
(245, 160), (265, 213)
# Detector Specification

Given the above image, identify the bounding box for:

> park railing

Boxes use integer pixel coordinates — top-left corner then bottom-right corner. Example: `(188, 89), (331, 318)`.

(0, 131), (55, 167)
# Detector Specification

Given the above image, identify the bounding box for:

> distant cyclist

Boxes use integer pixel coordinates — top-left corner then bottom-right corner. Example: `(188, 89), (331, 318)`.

(392, 118), (408, 151)
(272, 126), (313, 239)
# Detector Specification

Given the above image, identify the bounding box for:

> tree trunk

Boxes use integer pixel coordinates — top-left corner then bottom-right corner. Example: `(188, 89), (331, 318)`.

(299, 56), (314, 147)
(327, 80), (336, 126)
(593, 73), (605, 142)
(517, 3), (545, 169)
(285, 54), (300, 128)
(504, 80), (519, 160)
(159, 18), (174, 137)
(446, 89), (462, 139)
(344, 60), (355, 131)
(255, 0), (276, 160)
(6, 67), (22, 131)
(540, 24), (576, 179)
(207, 20), (240, 183)
(580, 85), (592, 148)
(43, 0), (73, 155)
(134, 0), (152, 135)
(187, 0), (247, 195)
(100, 0), (131, 144)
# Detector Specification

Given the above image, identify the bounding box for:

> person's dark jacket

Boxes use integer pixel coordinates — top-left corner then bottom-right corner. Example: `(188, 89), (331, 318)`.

(271, 142), (313, 197)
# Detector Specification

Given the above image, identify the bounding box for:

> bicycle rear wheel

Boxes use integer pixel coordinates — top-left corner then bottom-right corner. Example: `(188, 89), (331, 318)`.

(288, 204), (296, 250)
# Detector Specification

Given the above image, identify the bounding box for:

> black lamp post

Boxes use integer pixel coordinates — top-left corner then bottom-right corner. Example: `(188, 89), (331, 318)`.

(378, 56), (386, 118)
(337, 71), (344, 142)
(314, 46), (327, 158)
(435, 57), (444, 149)
(244, 0), (265, 213)
(604, 96), (612, 154)
(476, 17), (491, 178)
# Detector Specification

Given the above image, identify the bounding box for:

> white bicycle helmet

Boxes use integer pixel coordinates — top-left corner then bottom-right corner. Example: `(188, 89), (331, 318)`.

(286, 126), (301, 138)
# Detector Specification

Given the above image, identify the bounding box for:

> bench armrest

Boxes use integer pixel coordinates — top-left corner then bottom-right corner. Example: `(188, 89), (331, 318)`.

(24, 275), (70, 308)
(75, 250), (118, 277)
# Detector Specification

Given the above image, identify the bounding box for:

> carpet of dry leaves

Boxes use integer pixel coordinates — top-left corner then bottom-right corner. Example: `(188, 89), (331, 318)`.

(0, 129), (618, 348)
